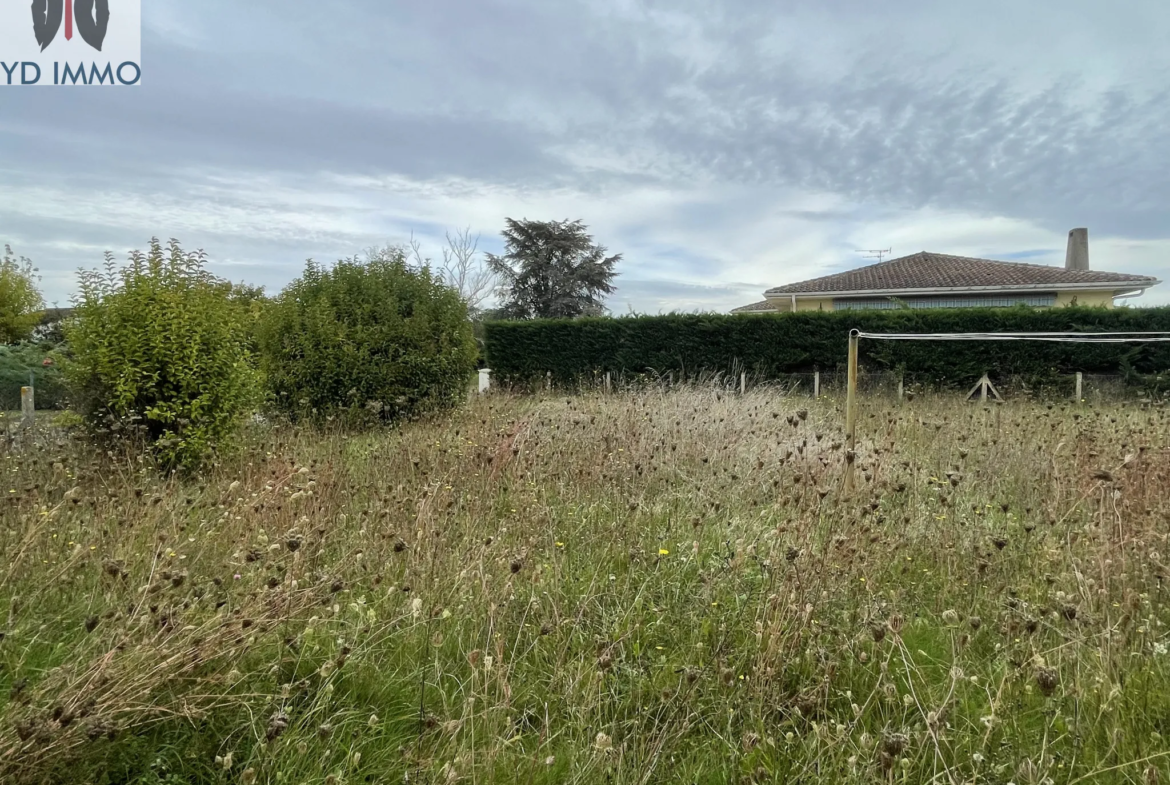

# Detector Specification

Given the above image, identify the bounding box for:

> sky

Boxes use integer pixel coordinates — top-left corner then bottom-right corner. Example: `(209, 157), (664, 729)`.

(2, 0), (1169, 312)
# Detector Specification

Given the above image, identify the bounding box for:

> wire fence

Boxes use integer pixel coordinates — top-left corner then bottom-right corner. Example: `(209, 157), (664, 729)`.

(487, 368), (1170, 402)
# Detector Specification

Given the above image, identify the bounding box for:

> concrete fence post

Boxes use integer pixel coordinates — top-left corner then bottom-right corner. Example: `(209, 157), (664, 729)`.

(605, 372), (612, 394)
(21, 386), (34, 425)
(740, 372), (746, 395)
(814, 370), (820, 399)
(1075, 372), (1083, 403)
(478, 368), (491, 394)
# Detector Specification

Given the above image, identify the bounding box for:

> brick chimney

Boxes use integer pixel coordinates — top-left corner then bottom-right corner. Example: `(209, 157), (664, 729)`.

(1065, 227), (1089, 271)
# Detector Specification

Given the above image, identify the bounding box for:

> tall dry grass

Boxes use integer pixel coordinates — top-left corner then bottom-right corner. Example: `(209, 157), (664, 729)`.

(1, 389), (1169, 784)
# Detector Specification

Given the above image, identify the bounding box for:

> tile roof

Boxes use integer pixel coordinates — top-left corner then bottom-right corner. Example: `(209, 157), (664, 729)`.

(731, 300), (780, 313)
(765, 252), (1158, 296)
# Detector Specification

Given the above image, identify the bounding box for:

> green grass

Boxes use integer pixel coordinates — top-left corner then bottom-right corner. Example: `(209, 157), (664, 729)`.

(2, 389), (1169, 783)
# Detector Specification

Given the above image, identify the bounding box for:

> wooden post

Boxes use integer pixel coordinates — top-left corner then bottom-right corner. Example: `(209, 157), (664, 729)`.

(21, 386), (34, 426)
(844, 330), (859, 492)
(814, 370), (821, 399)
(739, 372), (746, 395)
(966, 374), (1002, 403)
(1075, 372), (1083, 403)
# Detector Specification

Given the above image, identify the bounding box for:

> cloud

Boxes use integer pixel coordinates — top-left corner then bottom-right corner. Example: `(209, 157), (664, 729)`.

(2, 0), (1167, 311)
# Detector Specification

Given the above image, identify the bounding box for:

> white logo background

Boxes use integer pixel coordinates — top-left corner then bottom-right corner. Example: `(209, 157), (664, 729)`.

(0, 0), (141, 86)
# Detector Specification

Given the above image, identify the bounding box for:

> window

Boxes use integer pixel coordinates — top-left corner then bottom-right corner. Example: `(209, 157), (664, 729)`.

(833, 294), (1056, 311)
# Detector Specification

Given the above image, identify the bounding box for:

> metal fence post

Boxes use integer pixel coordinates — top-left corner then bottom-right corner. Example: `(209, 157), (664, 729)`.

(844, 330), (859, 492)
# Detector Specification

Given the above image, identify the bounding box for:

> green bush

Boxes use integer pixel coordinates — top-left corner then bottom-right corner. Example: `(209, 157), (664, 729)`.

(258, 251), (478, 424)
(0, 342), (66, 410)
(483, 307), (1170, 388)
(64, 239), (261, 470)
(0, 244), (45, 343)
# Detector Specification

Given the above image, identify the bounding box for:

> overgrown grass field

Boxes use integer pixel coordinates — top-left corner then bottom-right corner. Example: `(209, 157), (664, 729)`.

(2, 390), (1169, 784)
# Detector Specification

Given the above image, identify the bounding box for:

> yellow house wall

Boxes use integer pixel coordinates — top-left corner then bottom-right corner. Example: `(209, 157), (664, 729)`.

(1055, 290), (1114, 308)
(763, 297), (834, 312)
(763, 292), (1117, 312)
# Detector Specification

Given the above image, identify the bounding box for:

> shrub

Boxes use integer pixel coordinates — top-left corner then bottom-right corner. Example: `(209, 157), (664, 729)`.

(483, 307), (1170, 388)
(65, 239), (261, 470)
(0, 244), (45, 343)
(259, 251), (478, 424)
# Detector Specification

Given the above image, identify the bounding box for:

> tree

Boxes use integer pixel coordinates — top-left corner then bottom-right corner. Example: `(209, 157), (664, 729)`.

(406, 228), (496, 317)
(0, 244), (45, 343)
(486, 219), (620, 319)
(258, 248), (478, 425)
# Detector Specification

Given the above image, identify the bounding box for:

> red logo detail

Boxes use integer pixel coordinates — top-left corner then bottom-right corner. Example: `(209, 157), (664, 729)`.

(65, 0), (73, 40)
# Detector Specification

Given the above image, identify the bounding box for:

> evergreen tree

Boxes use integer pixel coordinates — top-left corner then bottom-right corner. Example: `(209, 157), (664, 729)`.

(486, 219), (620, 319)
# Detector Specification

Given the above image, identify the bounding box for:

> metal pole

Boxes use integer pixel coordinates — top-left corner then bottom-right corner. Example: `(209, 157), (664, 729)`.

(844, 329), (859, 491)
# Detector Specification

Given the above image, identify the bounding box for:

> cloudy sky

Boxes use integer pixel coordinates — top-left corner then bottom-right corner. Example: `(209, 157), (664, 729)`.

(2, 0), (1169, 312)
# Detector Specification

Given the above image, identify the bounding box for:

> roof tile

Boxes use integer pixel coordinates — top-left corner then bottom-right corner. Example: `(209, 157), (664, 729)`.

(765, 252), (1157, 295)
(731, 300), (780, 313)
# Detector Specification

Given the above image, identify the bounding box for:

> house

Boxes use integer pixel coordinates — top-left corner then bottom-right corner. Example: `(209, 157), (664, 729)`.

(733, 228), (1160, 313)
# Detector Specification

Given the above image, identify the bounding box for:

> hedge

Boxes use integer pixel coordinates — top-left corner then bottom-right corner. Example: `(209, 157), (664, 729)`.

(483, 307), (1170, 388)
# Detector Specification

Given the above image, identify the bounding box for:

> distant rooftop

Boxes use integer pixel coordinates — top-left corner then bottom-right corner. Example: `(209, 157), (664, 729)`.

(730, 300), (779, 314)
(765, 252), (1158, 297)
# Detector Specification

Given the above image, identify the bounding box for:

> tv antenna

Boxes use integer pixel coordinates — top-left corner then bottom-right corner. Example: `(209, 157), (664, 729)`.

(855, 248), (893, 263)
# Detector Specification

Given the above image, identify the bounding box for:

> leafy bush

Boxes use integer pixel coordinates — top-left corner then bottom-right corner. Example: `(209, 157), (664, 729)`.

(0, 342), (66, 410)
(484, 307), (1170, 387)
(0, 244), (45, 343)
(65, 239), (261, 470)
(259, 250), (478, 424)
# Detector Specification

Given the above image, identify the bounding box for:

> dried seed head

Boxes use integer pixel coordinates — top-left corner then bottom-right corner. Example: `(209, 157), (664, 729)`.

(881, 732), (909, 757)
(266, 712), (289, 741)
(1035, 666), (1059, 696)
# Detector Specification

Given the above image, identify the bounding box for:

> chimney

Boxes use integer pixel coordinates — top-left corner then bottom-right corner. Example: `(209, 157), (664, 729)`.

(1065, 227), (1089, 271)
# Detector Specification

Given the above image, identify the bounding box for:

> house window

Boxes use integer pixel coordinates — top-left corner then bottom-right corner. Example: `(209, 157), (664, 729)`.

(833, 294), (1057, 311)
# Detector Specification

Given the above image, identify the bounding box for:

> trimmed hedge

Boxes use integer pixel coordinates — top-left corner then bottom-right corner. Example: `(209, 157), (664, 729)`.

(483, 307), (1170, 388)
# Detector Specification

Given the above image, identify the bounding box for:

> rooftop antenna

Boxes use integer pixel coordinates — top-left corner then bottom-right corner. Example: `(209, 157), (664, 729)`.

(855, 248), (892, 263)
